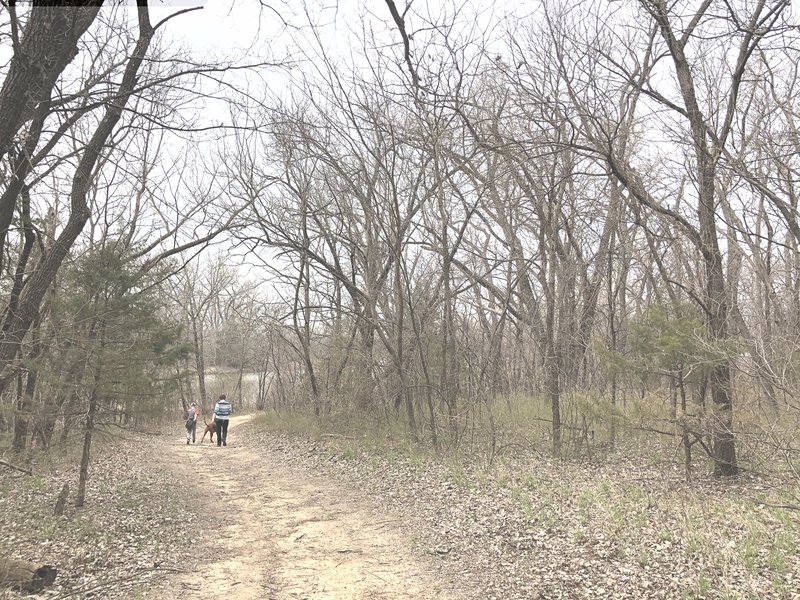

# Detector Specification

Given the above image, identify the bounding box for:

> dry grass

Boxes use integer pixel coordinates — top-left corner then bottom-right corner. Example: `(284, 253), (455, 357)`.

(253, 390), (800, 598)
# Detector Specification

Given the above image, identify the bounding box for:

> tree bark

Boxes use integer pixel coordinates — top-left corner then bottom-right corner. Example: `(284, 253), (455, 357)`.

(0, 4), (101, 164)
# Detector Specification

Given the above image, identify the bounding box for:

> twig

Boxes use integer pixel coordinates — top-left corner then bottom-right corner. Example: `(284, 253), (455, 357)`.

(754, 500), (800, 511)
(368, 570), (389, 583)
(0, 458), (32, 475)
(48, 565), (187, 599)
(321, 433), (357, 440)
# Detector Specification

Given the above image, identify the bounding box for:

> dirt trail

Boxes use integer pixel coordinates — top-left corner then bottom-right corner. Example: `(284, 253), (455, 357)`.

(150, 415), (461, 599)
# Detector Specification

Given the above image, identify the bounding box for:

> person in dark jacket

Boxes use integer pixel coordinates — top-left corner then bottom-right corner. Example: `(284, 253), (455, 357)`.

(213, 394), (233, 447)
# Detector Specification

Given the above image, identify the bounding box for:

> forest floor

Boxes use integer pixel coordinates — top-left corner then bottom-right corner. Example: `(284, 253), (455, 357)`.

(1, 414), (800, 599)
(0, 415), (468, 600)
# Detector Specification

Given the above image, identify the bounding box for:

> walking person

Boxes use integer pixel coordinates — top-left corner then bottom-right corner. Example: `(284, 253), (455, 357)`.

(213, 394), (233, 446)
(185, 401), (198, 444)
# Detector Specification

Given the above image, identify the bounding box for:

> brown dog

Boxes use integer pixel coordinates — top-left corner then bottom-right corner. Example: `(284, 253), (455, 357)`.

(200, 418), (217, 444)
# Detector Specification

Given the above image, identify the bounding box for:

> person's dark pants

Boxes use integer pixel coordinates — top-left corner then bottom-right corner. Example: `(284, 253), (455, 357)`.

(186, 421), (196, 442)
(217, 419), (229, 446)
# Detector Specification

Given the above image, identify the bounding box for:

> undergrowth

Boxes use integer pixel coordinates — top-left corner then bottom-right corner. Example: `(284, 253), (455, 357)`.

(252, 392), (800, 598)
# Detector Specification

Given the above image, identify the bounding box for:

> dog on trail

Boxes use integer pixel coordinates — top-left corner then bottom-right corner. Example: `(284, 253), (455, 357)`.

(200, 417), (217, 444)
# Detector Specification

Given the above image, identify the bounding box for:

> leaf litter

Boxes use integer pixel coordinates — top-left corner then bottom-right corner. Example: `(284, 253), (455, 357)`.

(2, 419), (799, 599)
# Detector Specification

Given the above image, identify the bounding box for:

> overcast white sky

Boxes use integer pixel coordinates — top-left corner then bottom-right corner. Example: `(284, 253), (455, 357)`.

(153, 0), (378, 63)
(164, 0), (282, 55)
(152, 0), (518, 67)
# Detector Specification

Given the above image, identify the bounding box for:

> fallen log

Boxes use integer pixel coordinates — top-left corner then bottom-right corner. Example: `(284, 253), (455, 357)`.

(0, 459), (32, 476)
(0, 559), (57, 593)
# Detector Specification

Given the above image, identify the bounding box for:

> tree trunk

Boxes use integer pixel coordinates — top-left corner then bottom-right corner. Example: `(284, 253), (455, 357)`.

(644, 0), (752, 475)
(12, 371), (28, 453)
(74, 389), (96, 509)
(192, 316), (208, 410)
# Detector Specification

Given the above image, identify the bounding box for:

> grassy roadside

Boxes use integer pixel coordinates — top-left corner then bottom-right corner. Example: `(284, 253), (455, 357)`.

(251, 406), (800, 599)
